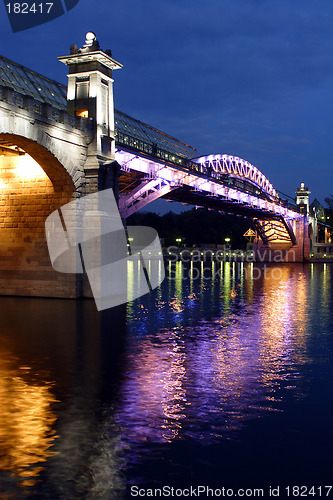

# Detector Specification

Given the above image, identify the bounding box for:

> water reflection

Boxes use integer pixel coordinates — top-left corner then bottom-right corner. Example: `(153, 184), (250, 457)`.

(0, 299), (127, 499)
(0, 263), (332, 497)
(0, 359), (57, 488)
(119, 263), (318, 445)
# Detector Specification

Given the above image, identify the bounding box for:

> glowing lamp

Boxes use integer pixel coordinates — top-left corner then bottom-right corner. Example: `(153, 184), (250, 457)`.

(85, 32), (96, 45)
(11, 157), (46, 180)
(76, 109), (89, 118)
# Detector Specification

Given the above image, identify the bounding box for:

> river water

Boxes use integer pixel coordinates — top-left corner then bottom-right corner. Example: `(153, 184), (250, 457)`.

(0, 262), (332, 499)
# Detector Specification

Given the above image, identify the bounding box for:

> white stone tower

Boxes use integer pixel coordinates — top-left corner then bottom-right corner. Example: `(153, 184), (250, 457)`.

(295, 182), (311, 215)
(58, 32), (122, 189)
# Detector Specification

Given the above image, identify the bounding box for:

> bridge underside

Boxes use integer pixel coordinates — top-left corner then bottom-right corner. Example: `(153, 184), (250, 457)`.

(164, 187), (283, 220)
(167, 189), (309, 261)
(118, 166), (292, 221)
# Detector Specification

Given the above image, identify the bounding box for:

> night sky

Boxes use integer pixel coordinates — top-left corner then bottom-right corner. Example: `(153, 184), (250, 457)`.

(1, 0), (333, 210)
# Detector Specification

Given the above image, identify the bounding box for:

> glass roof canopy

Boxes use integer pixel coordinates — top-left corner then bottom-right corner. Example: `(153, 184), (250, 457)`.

(0, 55), (67, 109)
(0, 55), (197, 161)
(114, 111), (196, 159)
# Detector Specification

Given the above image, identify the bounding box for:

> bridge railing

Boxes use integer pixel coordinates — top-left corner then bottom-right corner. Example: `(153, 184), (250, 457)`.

(274, 190), (298, 211)
(115, 130), (190, 167)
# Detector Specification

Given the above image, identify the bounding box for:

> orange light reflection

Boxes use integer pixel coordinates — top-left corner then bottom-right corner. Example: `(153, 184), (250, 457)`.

(0, 359), (58, 487)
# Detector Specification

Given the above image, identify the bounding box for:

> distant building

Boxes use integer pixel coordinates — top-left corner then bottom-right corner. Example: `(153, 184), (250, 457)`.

(295, 182), (311, 215)
(309, 199), (333, 256)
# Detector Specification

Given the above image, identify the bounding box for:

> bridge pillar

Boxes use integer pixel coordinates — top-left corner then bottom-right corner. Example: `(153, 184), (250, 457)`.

(253, 217), (310, 263)
(58, 32), (123, 197)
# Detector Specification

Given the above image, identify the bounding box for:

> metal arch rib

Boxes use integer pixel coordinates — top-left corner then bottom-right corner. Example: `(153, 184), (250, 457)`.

(119, 178), (177, 218)
(279, 216), (297, 245)
(252, 217), (297, 245)
(252, 220), (269, 245)
(193, 154), (277, 198)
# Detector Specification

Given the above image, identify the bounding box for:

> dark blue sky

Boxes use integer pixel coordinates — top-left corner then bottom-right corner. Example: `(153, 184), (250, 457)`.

(1, 0), (333, 211)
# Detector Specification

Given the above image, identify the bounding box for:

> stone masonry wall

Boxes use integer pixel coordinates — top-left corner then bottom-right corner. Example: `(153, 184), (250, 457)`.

(0, 153), (78, 297)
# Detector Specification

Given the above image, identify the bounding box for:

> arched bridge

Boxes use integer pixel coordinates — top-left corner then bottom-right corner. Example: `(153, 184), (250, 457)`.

(195, 154), (277, 198)
(116, 145), (303, 253)
(0, 35), (309, 300)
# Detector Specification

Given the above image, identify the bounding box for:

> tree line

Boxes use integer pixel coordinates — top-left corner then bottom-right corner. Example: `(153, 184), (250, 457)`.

(127, 208), (252, 248)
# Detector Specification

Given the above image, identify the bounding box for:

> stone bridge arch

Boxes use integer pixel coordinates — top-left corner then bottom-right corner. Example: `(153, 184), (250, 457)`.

(0, 105), (87, 193)
(0, 133), (80, 297)
(0, 133), (76, 192)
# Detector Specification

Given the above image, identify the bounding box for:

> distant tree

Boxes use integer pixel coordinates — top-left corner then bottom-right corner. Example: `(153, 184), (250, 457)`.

(324, 196), (333, 209)
(127, 208), (252, 248)
(323, 196), (333, 228)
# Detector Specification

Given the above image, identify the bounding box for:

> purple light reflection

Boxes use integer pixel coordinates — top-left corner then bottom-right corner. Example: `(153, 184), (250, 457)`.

(117, 264), (311, 445)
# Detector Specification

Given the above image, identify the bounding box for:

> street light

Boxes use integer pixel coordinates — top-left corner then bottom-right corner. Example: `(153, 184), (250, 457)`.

(224, 237), (231, 255)
(176, 238), (182, 247)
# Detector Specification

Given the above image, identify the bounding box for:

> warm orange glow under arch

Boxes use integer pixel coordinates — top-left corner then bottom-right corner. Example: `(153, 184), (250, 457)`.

(0, 134), (77, 297)
(0, 133), (75, 194)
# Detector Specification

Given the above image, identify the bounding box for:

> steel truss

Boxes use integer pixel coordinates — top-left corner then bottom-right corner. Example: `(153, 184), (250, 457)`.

(116, 150), (302, 246)
(253, 217), (296, 245)
(119, 177), (176, 218)
(194, 154), (277, 198)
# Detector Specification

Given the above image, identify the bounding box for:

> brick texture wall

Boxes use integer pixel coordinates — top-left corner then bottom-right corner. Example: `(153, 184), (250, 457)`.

(0, 153), (79, 297)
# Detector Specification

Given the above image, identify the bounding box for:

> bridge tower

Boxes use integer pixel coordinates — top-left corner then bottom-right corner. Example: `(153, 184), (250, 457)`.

(58, 32), (122, 193)
(295, 182), (311, 215)
(252, 183), (311, 262)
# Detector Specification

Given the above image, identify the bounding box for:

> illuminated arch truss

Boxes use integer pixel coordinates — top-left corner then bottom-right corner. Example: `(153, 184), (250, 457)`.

(195, 154), (277, 199)
(115, 150), (301, 244)
(253, 217), (297, 245)
(118, 177), (174, 219)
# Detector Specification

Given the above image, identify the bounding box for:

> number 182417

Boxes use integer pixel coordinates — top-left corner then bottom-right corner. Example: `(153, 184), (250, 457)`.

(6, 3), (54, 14)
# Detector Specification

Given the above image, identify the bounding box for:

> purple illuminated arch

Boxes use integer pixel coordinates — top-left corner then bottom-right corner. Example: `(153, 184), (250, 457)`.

(194, 154), (277, 198)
